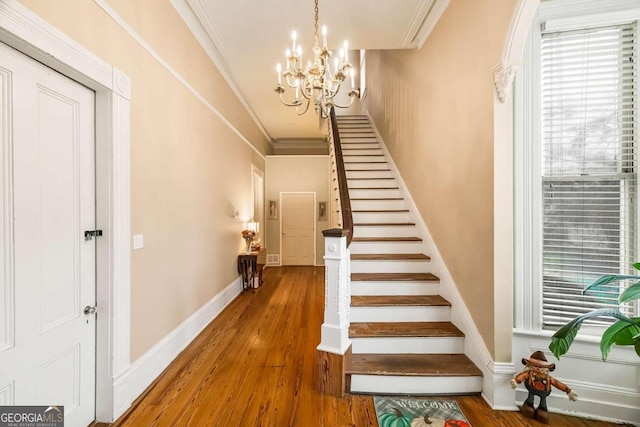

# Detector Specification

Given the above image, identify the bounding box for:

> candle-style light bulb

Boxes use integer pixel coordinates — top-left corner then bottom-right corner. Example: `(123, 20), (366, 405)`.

(343, 41), (349, 62)
(276, 63), (282, 85)
(295, 79), (300, 99)
(322, 26), (328, 48)
(334, 57), (339, 74)
(350, 68), (355, 87)
(292, 30), (297, 53)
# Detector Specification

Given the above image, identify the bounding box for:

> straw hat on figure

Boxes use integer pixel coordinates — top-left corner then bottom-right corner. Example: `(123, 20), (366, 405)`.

(510, 351), (578, 424)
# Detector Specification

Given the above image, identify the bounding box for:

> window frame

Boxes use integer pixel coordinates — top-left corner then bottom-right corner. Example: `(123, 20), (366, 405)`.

(514, 0), (640, 335)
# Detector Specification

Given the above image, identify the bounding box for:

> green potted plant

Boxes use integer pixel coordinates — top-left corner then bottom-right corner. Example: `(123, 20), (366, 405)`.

(549, 263), (640, 360)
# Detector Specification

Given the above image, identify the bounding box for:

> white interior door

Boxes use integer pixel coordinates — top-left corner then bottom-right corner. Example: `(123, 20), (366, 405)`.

(281, 193), (315, 266)
(0, 43), (96, 426)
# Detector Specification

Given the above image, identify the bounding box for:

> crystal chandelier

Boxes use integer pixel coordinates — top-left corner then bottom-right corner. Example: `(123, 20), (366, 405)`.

(274, 0), (359, 118)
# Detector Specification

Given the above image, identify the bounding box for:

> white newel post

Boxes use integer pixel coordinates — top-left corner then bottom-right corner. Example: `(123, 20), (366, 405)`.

(318, 228), (352, 355)
(317, 228), (351, 396)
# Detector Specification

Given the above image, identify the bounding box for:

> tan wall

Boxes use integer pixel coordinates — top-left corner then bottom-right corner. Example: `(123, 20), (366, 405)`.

(265, 156), (330, 266)
(19, 0), (270, 361)
(364, 0), (517, 357)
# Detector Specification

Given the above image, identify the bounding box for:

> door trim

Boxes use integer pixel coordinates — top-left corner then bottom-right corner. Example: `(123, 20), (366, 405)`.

(0, 1), (132, 422)
(279, 191), (316, 266)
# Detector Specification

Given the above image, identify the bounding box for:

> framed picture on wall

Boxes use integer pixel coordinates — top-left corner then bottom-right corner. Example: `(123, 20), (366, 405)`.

(318, 201), (327, 222)
(268, 200), (278, 220)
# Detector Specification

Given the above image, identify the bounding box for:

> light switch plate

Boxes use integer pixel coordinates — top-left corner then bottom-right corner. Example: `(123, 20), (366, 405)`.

(133, 234), (144, 250)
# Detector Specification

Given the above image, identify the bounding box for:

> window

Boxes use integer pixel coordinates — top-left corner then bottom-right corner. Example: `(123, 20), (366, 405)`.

(538, 21), (638, 328)
(516, 7), (639, 329)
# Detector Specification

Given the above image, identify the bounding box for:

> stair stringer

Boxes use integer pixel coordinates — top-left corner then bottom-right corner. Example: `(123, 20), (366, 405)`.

(362, 112), (517, 409)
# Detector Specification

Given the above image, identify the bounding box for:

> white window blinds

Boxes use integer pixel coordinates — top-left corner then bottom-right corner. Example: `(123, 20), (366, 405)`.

(541, 23), (638, 328)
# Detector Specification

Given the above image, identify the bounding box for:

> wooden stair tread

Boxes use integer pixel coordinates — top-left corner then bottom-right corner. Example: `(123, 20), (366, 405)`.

(351, 295), (449, 307)
(348, 177), (395, 180)
(347, 354), (482, 377)
(352, 236), (421, 242)
(345, 169), (390, 172)
(351, 198), (404, 201)
(343, 154), (384, 157)
(351, 272), (438, 282)
(349, 187), (400, 190)
(350, 253), (430, 260)
(350, 322), (463, 338)
(353, 222), (416, 227)
(352, 209), (409, 213)
(344, 161), (388, 164)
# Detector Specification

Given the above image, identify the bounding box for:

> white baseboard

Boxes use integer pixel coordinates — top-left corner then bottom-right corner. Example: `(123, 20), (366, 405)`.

(515, 390), (640, 426)
(112, 276), (243, 420)
(484, 362), (519, 410)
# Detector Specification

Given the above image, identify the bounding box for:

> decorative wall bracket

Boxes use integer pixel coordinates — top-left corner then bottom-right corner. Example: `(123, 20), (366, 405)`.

(493, 61), (523, 103)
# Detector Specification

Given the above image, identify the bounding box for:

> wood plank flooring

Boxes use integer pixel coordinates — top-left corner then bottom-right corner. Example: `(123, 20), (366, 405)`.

(111, 266), (625, 427)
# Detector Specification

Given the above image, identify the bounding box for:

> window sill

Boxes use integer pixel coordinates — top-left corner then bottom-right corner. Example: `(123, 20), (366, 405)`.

(513, 329), (639, 364)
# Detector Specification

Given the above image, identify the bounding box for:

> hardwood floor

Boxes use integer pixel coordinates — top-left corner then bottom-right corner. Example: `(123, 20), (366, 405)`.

(113, 266), (625, 427)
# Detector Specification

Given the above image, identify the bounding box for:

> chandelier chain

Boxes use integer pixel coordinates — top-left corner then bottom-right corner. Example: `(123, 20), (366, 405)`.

(314, 0), (319, 46)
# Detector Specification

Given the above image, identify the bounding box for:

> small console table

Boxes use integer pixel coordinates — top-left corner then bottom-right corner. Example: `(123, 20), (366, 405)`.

(237, 248), (264, 290)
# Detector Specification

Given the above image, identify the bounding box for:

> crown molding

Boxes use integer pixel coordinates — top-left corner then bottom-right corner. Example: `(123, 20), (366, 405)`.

(170, 0), (273, 144)
(400, 0), (451, 49)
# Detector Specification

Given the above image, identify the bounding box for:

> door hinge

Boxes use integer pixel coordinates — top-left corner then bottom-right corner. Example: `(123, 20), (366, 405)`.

(84, 229), (103, 241)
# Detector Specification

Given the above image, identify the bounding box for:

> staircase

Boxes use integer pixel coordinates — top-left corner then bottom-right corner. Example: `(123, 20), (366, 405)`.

(335, 115), (483, 395)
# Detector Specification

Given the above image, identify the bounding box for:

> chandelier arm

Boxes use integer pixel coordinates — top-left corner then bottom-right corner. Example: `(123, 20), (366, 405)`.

(276, 90), (304, 107)
(296, 97), (312, 115)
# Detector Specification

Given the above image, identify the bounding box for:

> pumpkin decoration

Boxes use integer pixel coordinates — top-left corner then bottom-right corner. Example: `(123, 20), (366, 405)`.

(444, 420), (471, 427)
(379, 408), (413, 427)
(410, 413), (446, 427)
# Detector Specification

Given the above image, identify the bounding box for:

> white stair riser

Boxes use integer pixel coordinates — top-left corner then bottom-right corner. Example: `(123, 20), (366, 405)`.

(350, 259), (430, 273)
(348, 179), (396, 188)
(352, 211), (411, 222)
(349, 375), (483, 395)
(350, 188), (401, 198)
(346, 170), (392, 179)
(351, 200), (406, 211)
(350, 306), (450, 322)
(342, 143), (380, 150)
(341, 139), (378, 145)
(343, 149), (383, 156)
(350, 280), (440, 296)
(351, 336), (464, 354)
(343, 155), (386, 163)
(353, 224), (416, 237)
(350, 241), (424, 254)
(343, 163), (387, 171)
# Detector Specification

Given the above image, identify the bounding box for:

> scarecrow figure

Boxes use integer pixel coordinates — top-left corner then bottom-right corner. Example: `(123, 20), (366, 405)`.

(510, 351), (578, 424)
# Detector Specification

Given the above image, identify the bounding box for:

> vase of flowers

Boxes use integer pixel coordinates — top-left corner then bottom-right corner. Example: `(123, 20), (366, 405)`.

(241, 229), (256, 253)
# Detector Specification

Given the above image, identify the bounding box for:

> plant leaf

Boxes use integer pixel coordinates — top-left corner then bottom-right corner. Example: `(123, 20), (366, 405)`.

(600, 321), (640, 360)
(635, 340), (640, 358)
(549, 308), (632, 359)
(584, 275), (640, 294)
(633, 263), (640, 271)
(619, 282), (640, 303)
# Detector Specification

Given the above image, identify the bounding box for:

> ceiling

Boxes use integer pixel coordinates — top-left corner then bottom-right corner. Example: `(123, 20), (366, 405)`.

(172, 0), (449, 144)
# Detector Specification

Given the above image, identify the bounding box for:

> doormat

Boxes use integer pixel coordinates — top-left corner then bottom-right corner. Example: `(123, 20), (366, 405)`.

(374, 396), (472, 426)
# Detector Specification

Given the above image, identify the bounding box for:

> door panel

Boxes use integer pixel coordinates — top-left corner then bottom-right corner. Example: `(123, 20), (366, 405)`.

(0, 43), (96, 427)
(281, 193), (315, 265)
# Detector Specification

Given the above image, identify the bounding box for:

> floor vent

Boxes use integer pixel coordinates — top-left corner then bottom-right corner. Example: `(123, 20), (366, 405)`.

(267, 254), (279, 264)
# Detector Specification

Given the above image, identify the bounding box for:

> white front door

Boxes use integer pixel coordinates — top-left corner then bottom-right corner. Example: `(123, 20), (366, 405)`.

(281, 193), (315, 266)
(0, 43), (96, 426)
